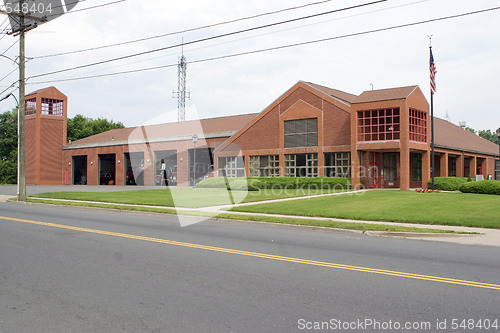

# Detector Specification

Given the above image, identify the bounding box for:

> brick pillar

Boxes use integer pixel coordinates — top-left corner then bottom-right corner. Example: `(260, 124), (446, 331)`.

(318, 151), (324, 177)
(457, 154), (464, 177)
(351, 150), (361, 189)
(440, 152), (448, 177)
(400, 150), (410, 190)
(116, 152), (125, 186)
(279, 153), (285, 177)
(470, 156), (477, 178)
(422, 150), (431, 189)
(244, 154), (250, 178)
(143, 150), (154, 186)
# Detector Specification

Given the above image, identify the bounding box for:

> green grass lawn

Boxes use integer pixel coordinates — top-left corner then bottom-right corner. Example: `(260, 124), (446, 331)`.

(33, 187), (342, 208)
(230, 190), (500, 229)
(27, 198), (464, 234)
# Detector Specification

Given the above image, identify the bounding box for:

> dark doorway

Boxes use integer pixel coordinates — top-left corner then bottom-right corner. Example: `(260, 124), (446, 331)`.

(154, 150), (177, 186)
(124, 152), (144, 185)
(72, 155), (87, 185)
(189, 148), (214, 186)
(98, 154), (116, 185)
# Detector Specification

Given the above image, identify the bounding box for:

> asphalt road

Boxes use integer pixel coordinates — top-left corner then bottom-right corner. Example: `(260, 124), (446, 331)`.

(1, 202), (499, 333)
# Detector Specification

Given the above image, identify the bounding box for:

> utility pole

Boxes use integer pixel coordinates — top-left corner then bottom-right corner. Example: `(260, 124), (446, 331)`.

(1, 0), (47, 201)
(17, 10), (26, 201)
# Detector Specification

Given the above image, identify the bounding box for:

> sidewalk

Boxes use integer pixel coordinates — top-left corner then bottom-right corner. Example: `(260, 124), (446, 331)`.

(9, 190), (499, 247)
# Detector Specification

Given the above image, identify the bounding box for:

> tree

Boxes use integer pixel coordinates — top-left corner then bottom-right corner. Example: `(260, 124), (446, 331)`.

(67, 114), (125, 143)
(464, 126), (499, 145)
(0, 108), (18, 184)
(465, 127), (476, 134)
(0, 109), (125, 184)
(478, 129), (499, 145)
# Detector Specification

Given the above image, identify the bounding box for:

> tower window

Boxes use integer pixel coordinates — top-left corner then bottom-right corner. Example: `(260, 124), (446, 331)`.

(41, 98), (64, 116)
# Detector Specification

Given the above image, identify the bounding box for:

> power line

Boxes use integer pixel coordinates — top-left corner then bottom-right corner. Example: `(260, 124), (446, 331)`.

(43, 0), (126, 18)
(27, 0), (388, 80)
(0, 82), (17, 97)
(27, 5), (500, 86)
(32, 0), (337, 59)
(0, 67), (17, 83)
(25, 0), (427, 80)
(1, 39), (17, 55)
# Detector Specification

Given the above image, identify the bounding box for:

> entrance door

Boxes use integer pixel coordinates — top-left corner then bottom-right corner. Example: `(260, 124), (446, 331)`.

(369, 153), (378, 188)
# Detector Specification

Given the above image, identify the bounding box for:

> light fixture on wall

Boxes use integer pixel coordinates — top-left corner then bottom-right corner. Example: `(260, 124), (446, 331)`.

(91, 161), (93, 165)
(118, 160), (121, 164)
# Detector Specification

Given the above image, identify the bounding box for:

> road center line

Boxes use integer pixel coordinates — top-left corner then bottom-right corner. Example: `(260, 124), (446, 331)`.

(1, 215), (499, 291)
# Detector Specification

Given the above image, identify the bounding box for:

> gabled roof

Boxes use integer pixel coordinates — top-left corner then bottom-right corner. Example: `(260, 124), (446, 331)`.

(304, 82), (359, 104)
(355, 86), (418, 103)
(64, 113), (257, 149)
(435, 118), (499, 156)
(304, 82), (420, 104)
(26, 86), (67, 98)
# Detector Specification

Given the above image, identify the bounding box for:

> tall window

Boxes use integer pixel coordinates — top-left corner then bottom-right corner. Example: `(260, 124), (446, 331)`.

(284, 154), (318, 177)
(284, 118), (318, 148)
(249, 155), (279, 177)
(383, 153), (398, 182)
(357, 108), (400, 142)
(41, 98), (64, 116)
(324, 152), (351, 177)
(495, 160), (500, 180)
(411, 153), (422, 181)
(409, 108), (427, 143)
(218, 156), (245, 177)
(449, 156), (457, 177)
(25, 98), (36, 116)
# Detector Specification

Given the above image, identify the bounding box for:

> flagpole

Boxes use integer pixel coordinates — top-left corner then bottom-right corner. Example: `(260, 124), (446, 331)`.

(431, 84), (435, 191)
(429, 36), (435, 191)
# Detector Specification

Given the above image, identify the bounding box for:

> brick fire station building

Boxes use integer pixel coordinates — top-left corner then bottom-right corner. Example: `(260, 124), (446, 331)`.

(25, 83), (500, 190)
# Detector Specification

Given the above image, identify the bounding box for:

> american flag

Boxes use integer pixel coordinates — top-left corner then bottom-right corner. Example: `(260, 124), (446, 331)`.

(430, 47), (437, 94)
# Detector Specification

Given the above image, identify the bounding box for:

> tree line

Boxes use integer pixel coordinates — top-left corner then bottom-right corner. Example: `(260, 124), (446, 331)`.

(465, 127), (499, 145)
(0, 108), (124, 184)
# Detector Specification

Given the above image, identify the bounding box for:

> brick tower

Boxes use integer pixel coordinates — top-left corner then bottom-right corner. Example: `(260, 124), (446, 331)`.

(24, 87), (67, 185)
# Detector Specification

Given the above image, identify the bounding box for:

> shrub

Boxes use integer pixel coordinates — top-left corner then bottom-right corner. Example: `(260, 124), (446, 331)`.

(428, 177), (468, 191)
(195, 177), (228, 189)
(459, 180), (500, 195)
(196, 177), (263, 191)
(197, 177), (351, 191)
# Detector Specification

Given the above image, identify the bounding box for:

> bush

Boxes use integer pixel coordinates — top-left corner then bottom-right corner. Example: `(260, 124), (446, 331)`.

(0, 159), (17, 184)
(459, 180), (500, 195)
(427, 177), (468, 191)
(197, 177), (351, 191)
(195, 177), (263, 191)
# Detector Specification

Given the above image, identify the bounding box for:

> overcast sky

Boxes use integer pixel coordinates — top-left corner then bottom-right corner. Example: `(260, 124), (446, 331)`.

(1, 0), (499, 132)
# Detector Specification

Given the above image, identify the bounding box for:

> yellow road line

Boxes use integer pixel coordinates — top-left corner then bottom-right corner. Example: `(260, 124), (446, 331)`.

(2, 215), (499, 291)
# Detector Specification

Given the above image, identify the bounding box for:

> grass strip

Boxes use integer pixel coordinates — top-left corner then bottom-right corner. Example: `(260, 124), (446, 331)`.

(26, 198), (470, 234)
(32, 187), (346, 208)
(230, 191), (500, 229)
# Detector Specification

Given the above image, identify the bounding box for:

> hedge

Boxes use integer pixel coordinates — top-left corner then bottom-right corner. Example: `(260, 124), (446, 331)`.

(459, 180), (500, 195)
(196, 177), (351, 191)
(427, 177), (469, 191)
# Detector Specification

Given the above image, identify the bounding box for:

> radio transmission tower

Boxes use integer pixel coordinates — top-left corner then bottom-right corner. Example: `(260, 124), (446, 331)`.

(173, 44), (189, 122)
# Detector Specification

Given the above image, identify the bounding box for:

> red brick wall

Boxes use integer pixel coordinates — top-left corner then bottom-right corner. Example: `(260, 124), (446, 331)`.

(39, 117), (65, 185)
